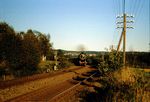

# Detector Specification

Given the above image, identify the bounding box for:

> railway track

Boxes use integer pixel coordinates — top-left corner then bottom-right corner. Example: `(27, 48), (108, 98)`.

(0, 66), (85, 89)
(49, 71), (98, 102)
(3, 66), (98, 102)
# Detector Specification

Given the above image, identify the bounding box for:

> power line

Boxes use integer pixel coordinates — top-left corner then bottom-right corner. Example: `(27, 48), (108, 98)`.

(118, 0), (121, 15)
(113, 0), (118, 17)
(123, 0), (125, 13)
(134, 0), (141, 16)
(129, 0), (134, 14)
(112, 0), (120, 48)
(131, 0), (137, 15)
(135, 0), (145, 25)
(129, 0), (132, 14)
(132, 0), (138, 15)
(119, 0), (121, 14)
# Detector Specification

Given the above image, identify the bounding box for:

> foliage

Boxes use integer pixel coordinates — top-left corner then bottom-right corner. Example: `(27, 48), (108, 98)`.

(68, 57), (79, 66)
(0, 22), (53, 77)
(80, 68), (149, 102)
(20, 29), (41, 75)
(98, 48), (123, 74)
(46, 50), (55, 60)
(126, 52), (150, 68)
(58, 60), (73, 69)
(56, 49), (74, 69)
(37, 61), (55, 73)
(35, 31), (52, 56)
(0, 22), (23, 72)
(87, 56), (99, 67)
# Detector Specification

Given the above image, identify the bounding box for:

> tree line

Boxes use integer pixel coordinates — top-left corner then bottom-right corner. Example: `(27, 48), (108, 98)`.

(0, 22), (53, 77)
(126, 52), (150, 68)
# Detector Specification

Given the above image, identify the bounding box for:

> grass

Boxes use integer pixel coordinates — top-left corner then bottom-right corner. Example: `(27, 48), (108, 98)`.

(79, 67), (150, 102)
(113, 67), (137, 84)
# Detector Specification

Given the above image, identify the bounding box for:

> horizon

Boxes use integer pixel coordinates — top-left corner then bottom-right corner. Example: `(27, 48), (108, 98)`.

(55, 49), (150, 52)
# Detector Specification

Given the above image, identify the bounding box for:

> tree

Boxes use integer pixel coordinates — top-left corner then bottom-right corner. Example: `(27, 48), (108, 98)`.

(0, 22), (21, 69)
(20, 29), (41, 75)
(33, 31), (52, 60)
(0, 22), (16, 62)
(0, 22), (24, 78)
(0, 22), (53, 77)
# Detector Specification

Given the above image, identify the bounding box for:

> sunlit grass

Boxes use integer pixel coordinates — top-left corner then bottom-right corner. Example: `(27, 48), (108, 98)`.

(80, 67), (150, 102)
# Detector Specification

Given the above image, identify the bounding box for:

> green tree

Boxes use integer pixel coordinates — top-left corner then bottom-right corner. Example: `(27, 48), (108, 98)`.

(21, 29), (41, 75)
(0, 22), (22, 70)
(0, 22), (16, 62)
(0, 22), (54, 77)
(98, 48), (123, 74)
(33, 31), (52, 59)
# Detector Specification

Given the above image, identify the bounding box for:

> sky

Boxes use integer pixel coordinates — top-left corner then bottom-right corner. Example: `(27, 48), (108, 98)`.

(0, 0), (149, 51)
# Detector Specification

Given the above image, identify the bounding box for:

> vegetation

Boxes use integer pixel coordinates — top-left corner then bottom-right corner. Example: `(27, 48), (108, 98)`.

(0, 22), (53, 78)
(57, 49), (74, 69)
(126, 52), (150, 68)
(97, 48), (123, 75)
(79, 68), (149, 102)
(79, 49), (149, 102)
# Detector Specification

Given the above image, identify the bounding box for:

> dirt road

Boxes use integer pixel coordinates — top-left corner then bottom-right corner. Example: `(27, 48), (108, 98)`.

(0, 66), (95, 102)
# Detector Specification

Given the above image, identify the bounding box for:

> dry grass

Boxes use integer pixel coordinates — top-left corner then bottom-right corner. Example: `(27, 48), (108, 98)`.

(78, 66), (150, 102)
(138, 68), (150, 72)
(113, 67), (137, 84)
(113, 67), (150, 102)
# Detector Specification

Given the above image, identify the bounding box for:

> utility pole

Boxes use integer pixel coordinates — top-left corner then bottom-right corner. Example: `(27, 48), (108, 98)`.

(123, 13), (126, 67)
(116, 0), (134, 68)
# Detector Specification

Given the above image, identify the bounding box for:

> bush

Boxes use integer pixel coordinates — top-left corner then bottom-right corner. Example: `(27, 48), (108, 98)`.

(37, 61), (55, 73)
(58, 60), (73, 69)
(97, 49), (123, 75)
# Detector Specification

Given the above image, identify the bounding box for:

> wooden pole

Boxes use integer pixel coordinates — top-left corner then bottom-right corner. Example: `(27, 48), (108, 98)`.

(123, 13), (126, 67)
(116, 30), (123, 55)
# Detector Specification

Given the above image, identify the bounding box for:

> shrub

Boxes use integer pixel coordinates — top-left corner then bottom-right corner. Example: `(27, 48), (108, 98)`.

(58, 60), (73, 69)
(37, 61), (55, 73)
(97, 49), (123, 75)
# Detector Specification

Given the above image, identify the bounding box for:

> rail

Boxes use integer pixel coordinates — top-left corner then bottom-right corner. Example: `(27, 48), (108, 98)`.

(49, 71), (97, 102)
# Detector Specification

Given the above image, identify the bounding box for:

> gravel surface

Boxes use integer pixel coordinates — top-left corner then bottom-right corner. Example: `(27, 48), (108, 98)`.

(0, 66), (93, 101)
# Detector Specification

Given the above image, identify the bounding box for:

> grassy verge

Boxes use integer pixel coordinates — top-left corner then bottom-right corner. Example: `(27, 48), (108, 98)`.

(79, 67), (150, 102)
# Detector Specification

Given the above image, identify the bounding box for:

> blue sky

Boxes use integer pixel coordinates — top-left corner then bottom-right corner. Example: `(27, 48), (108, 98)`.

(0, 0), (149, 51)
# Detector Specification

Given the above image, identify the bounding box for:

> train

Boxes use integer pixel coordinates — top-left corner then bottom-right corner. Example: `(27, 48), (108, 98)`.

(78, 52), (87, 66)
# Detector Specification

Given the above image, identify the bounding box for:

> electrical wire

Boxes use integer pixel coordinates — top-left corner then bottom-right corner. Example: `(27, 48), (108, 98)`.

(132, 0), (138, 15)
(128, 0), (132, 14)
(113, 0), (118, 17)
(118, 0), (121, 15)
(135, 0), (145, 25)
(135, 0), (141, 16)
(111, 0), (121, 49)
(112, 0), (119, 48)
